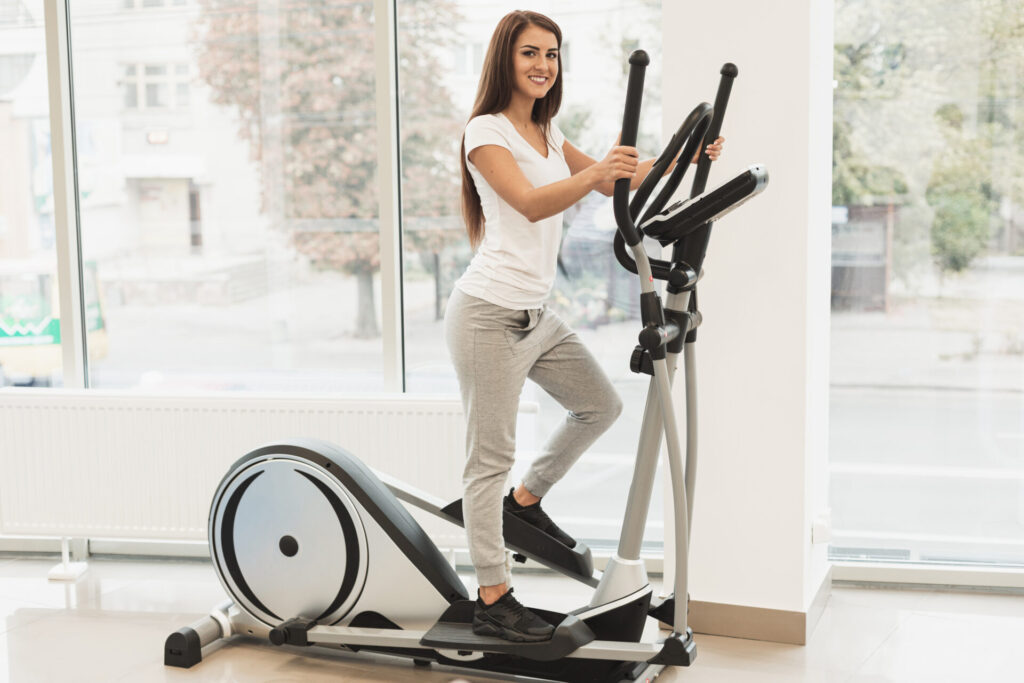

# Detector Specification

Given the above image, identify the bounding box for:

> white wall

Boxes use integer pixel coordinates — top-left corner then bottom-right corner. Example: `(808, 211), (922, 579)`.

(662, 0), (833, 613)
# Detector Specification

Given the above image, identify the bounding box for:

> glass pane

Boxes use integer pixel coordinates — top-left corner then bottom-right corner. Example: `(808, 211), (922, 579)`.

(0, 1), (35, 25)
(0, 53), (35, 93)
(0, 1), (64, 388)
(68, 0), (385, 392)
(397, 1), (665, 546)
(144, 82), (165, 108)
(123, 82), (137, 108)
(832, 0), (1024, 566)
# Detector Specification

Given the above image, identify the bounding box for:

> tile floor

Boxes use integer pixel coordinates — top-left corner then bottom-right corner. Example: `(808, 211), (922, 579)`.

(0, 554), (1022, 682)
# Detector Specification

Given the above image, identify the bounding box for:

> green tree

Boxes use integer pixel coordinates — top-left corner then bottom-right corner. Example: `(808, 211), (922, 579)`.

(833, 0), (1024, 281)
(195, 0), (461, 337)
(926, 104), (995, 273)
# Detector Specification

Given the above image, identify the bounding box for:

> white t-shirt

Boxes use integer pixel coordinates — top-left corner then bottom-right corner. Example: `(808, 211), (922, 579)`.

(457, 113), (571, 310)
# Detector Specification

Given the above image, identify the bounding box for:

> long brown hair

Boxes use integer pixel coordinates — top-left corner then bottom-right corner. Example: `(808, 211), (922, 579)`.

(460, 10), (563, 249)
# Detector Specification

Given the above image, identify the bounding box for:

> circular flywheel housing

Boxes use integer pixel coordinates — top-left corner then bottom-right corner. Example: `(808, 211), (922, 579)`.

(209, 455), (369, 627)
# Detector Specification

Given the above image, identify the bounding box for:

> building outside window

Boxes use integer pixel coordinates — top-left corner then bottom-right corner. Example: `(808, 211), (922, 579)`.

(121, 63), (190, 111)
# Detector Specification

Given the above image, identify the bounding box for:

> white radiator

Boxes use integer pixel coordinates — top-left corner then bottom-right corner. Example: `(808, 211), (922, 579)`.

(0, 390), (468, 548)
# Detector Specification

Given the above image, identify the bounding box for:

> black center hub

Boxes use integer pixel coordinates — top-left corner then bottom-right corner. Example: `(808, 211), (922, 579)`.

(279, 535), (299, 557)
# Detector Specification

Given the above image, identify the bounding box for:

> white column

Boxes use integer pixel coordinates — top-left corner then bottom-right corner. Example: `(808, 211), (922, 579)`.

(662, 0), (833, 617)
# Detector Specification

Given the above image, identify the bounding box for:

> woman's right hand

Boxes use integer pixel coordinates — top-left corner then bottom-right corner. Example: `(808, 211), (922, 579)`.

(590, 139), (639, 187)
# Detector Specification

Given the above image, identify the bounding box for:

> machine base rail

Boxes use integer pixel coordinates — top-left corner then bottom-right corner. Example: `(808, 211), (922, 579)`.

(269, 617), (318, 647)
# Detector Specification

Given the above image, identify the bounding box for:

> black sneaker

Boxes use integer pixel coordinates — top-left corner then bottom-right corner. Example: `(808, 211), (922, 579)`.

(504, 488), (577, 548)
(472, 588), (554, 642)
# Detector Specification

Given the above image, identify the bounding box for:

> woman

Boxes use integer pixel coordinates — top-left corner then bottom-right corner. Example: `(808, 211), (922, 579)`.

(445, 10), (723, 642)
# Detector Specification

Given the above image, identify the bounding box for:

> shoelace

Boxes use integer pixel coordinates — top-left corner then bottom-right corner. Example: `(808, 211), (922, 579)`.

(501, 589), (528, 620)
(529, 505), (558, 533)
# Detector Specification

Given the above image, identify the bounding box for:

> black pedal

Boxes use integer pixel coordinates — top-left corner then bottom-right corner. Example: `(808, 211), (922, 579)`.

(269, 617), (318, 647)
(441, 499), (595, 584)
(421, 601), (595, 662)
(512, 552), (528, 564)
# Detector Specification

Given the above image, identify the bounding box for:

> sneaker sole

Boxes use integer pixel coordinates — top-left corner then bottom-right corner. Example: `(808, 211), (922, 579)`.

(472, 617), (553, 643)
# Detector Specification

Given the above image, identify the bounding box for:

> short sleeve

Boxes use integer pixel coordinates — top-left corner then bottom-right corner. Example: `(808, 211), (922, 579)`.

(464, 115), (512, 161)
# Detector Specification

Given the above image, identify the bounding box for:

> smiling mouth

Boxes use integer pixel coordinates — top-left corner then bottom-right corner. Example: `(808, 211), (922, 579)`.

(529, 76), (548, 84)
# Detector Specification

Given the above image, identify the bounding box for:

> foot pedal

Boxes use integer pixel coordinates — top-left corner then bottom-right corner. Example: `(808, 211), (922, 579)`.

(441, 499), (595, 584)
(420, 601), (594, 661)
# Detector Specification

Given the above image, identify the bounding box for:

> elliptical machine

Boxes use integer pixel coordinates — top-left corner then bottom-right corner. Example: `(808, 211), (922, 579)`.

(165, 51), (767, 683)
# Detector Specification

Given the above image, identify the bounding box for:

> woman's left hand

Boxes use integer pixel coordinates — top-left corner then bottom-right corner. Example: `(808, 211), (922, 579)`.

(691, 136), (725, 164)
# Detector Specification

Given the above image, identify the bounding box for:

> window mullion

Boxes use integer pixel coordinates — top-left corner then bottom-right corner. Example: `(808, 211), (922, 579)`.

(373, 0), (405, 392)
(43, 0), (88, 388)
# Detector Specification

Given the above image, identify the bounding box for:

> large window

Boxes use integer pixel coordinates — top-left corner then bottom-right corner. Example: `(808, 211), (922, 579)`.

(831, 0), (1024, 566)
(68, 0), (387, 392)
(397, 1), (665, 544)
(11, 0), (669, 546)
(0, 1), (66, 388)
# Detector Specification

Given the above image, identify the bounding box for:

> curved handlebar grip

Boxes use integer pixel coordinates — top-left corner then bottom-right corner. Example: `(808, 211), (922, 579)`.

(691, 63), (737, 198)
(614, 50), (649, 247)
(637, 103), (713, 227)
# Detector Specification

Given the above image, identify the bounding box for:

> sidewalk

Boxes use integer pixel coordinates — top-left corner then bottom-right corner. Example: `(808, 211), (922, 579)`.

(831, 256), (1024, 394)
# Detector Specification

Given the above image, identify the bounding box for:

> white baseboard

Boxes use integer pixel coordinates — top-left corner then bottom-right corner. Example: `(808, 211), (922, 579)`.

(833, 561), (1024, 591)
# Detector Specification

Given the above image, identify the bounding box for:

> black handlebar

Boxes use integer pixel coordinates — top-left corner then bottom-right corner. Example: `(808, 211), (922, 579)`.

(613, 58), (739, 285)
(614, 50), (650, 248)
(690, 63), (737, 198)
(672, 63), (739, 290)
(636, 104), (712, 227)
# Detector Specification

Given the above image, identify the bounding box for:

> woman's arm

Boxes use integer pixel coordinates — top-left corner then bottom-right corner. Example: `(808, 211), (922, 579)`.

(468, 143), (637, 223)
(563, 137), (725, 197)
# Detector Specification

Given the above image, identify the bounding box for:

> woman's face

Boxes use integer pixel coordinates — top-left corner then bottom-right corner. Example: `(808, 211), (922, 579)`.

(511, 24), (559, 101)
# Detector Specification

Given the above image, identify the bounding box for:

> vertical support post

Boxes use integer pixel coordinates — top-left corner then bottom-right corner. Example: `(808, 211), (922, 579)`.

(683, 342), (699, 535)
(43, 0), (86, 389)
(373, 0), (405, 391)
(616, 291), (688, 562)
(651, 357), (689, 635)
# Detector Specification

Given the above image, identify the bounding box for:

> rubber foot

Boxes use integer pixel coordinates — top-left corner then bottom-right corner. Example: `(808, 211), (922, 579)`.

(48, 561), (88, 582)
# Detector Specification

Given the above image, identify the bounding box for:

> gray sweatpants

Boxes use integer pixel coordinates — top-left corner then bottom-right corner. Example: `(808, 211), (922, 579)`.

(444, 287), (623, 587)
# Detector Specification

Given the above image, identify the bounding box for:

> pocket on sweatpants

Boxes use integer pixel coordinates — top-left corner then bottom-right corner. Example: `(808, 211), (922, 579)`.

(503, 310), (540, 355)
